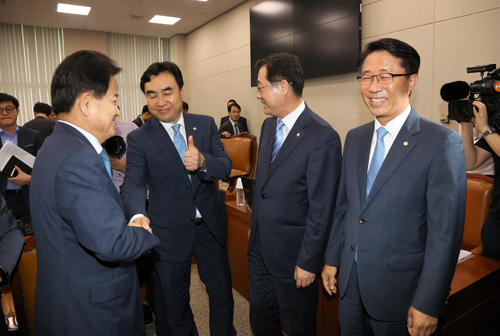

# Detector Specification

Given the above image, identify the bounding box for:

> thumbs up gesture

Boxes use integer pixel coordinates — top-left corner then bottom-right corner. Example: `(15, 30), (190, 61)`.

(184, 135), (203, 171)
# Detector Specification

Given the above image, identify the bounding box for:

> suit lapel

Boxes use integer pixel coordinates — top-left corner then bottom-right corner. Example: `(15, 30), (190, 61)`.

(256, 117), (276, 179)
(364, 109), (420, 205)
(356, 124), (373, 206)
(183, 113), (199, 186)
(266, 107), (310, 179)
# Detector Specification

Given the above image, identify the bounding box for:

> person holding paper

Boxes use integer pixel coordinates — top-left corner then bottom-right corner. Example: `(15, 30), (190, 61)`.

(0, 93), (42, 225)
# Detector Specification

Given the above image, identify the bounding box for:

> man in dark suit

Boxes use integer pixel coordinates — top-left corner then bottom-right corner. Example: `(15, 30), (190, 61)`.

(219, 102), (249, 137)
(0, 195), (24, 336)
(248, 53), (342, 335)
(30, 50), (159, 336)
(23, 102), (56, 141)
(121, 61), (236, 335)
(0, 93), (42, 226)
(220, 99), (248, 130)
(322, 38), (467, 336)
(132, 104), (152, 127)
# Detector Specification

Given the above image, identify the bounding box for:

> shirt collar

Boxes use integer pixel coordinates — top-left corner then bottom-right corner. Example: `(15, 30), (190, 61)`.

(163, 113), (186, 132)
(0, 126), (19, 137)
(280, 100), (305, 130)
(373, 104), (411, 138)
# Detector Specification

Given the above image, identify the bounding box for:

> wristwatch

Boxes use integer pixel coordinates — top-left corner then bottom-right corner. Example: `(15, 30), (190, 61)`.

(199, 155), (207, 171)
(482, 127), (496, 138)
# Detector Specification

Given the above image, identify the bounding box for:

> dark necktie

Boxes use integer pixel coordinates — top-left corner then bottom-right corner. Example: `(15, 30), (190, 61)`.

(234, 123), (240, 135)
(99, 149), (112, 180)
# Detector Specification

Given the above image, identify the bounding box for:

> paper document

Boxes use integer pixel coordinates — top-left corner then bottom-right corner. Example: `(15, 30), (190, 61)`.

(458, 249), (473, 263)
(0, 141), (35, 177)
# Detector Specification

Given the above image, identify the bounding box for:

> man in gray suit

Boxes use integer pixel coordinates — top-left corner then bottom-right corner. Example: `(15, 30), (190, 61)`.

(322, 38), (466, 336)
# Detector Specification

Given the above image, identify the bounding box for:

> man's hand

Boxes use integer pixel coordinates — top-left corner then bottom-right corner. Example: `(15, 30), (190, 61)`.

(472, 100), (488, 134)
(128, 216), (153, 234)
(407, 306), (438, 336)
(221, 131), (231, 138)
(9, 166), (30, 186)
(184, 136), (203, 171)
(294, 265), (316, 289)
(321, 264), (338, 296)
(109, 157), (126, 173)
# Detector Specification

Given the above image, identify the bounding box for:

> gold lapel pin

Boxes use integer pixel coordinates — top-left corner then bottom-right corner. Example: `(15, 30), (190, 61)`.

(403, 141), (409, 147)
(297, 133), (300, 137)
(193, 127), (197, 131)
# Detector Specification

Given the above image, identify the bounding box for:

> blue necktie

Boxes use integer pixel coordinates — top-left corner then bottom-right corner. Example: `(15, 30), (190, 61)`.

(99, 149), (112, 180)
(366, 127), (388, 199)
(270, 119), (285, 165)
(172, 124), (191, 181)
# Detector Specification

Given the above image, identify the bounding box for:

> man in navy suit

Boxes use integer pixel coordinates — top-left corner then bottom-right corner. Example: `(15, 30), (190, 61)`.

(0, 93), (42, 226)
(30, 50), (159, 336)
(248, 52), (342, 335)
(219, 102), (249, 137)
(322, 38), (467, 336)
(23, 102), (56, 142)
(220, 99), (248, 130)
(120, 61), (236, 335)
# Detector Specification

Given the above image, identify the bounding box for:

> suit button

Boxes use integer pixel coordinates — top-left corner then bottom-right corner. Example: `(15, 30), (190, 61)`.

(359, 218), (365, 224)
(350, 245), (355, 251)
(261, 195), (266, 199)
(192, 196), (196, 200)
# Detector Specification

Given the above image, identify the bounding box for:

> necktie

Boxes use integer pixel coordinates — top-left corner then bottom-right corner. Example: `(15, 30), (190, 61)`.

(366, 127), (389, 198)
(172, 124), (191, 181)
(234, 123), (240, 135)
(270, 119), (285, 165)
(99, 149), (112, 180)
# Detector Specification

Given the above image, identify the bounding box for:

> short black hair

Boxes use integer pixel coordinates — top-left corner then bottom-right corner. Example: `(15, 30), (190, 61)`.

(0, 93), (19, 109)
(34, 102), (53, 116)
(358, 38), (420, 76)
(51, 50), (121, 115)
(255, 52), (304, 96)
(227, 99), (236, 105)
(227, 102), (241, 113)
(140, 62), (184, 93)
(141, 104), (150, 114)
(182, 101), (189, 111)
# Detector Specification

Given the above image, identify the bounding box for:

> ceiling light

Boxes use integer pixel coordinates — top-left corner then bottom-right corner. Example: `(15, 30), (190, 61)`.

(149, 15), (181, 25)
(57, 3), (91, 15)
(198, 0), (208, 2)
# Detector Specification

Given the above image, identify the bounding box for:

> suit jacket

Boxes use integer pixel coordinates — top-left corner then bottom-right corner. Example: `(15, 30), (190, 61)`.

(248, 104), (342, 277)
(325, 108), (466, 321)
(0, 126), (42, 209)
(121, 113), (232, 262)
(23, 115), (55, 141)
(132, 115), (144, 128)
(218, 119), (249, 137)
(221, 115), (247, 130)
(30, 122), (159, 336)
(0, 195), (24, 288)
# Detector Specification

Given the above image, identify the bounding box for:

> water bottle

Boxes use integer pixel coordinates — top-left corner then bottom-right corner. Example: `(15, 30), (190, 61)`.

(236, 177), (245, 206)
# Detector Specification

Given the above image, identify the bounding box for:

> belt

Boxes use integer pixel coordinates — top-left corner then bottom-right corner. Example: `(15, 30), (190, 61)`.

(192, 218), (204, 225)
(5, 189), (22, 195)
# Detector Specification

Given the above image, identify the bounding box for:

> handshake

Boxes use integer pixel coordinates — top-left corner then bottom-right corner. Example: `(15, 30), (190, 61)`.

(128, 216), (153, 234)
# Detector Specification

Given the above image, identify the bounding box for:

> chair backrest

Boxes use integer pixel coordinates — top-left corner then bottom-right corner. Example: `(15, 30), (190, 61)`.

(463, 174), (493, 248)
(221, 133), (257, 177)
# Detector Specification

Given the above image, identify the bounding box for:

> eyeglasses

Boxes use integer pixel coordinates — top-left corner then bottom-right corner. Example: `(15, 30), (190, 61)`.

(0, 106), (16, 114)
(357, 73), (413, 86)
(257, 81), (280, 93)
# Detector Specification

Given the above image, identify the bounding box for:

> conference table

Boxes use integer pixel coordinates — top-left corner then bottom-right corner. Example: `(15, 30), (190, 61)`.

(225, 199), (500, 336)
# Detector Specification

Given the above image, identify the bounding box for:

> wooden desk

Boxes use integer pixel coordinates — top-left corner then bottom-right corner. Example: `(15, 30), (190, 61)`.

(226, 201), (500, 336)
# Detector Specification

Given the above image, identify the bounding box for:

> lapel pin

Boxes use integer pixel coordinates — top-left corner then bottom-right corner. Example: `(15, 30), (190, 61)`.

(403, 141), (409, 147)
(297, 133), (300, 137)
(193, 127), (197, 131)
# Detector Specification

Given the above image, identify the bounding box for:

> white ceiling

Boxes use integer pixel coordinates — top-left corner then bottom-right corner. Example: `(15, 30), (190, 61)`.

(0, 0), (248, 38)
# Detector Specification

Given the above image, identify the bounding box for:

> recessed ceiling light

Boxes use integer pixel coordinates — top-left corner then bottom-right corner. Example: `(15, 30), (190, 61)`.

(149, 15), (181, 25)
(57, 3), (91, 15)
(198, 0), (208, 2)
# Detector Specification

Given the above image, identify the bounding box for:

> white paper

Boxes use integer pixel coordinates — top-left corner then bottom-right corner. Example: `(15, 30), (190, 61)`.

(0, 141), (35, 170)
(457, 249), (473, 263)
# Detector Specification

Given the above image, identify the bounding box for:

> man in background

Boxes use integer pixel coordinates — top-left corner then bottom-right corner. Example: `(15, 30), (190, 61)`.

(182, 101), (189, 113)
(30, 50), (159, 336)
(220, 99), (247, 130)
(322, 38), (466, 336)
(23, 102), (56, 142)
(0, 93), (42, 226)
(133, 104), (153, 127)
(121, 61), (235, 335)
(248, 52), (342, 335)
(219, 102), (249, 137)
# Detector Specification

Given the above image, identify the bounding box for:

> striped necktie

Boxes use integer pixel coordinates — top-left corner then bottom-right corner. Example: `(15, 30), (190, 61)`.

(270, 119), (285, 165)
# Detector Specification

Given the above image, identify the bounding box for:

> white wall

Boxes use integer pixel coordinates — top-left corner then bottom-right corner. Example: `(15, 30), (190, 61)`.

(182, 0), (500, 142)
